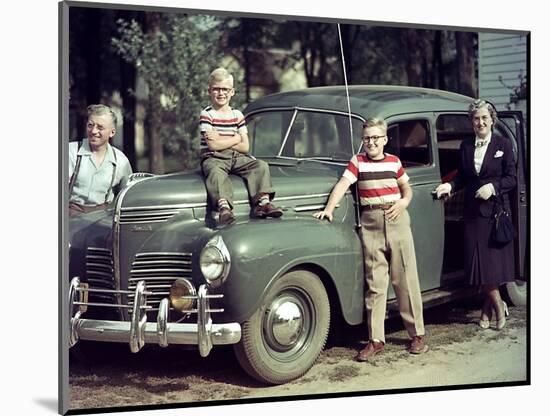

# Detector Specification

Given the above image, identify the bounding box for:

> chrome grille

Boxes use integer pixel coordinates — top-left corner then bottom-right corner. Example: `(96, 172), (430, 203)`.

(85, 247), (116, 303)
(119, 207), (183, 224)
(129, 252), (193, 312)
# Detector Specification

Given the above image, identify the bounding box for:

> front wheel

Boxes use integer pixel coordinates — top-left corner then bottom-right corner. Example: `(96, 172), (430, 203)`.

(234, 270), (330, 384)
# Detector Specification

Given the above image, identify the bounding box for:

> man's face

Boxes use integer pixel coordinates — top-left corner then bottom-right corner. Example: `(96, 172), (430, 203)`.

(471, 107), (493, 139)
(208, 80), (235, 108)
(362, 126), (388, 160)
(86, 113), (115, 149)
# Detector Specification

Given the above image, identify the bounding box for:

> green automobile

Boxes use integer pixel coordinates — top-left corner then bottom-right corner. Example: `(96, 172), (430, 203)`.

(67, 85), (528, 384)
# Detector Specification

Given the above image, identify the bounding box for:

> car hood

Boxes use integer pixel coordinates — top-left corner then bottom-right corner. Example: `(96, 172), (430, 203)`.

(121, 161), (345, 208)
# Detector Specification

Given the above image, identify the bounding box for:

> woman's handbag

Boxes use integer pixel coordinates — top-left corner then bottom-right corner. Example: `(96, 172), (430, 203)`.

(491, 193), (515, 245)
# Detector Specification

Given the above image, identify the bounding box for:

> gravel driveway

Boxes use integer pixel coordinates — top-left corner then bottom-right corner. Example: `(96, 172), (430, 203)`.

(69, 300), (527, 412)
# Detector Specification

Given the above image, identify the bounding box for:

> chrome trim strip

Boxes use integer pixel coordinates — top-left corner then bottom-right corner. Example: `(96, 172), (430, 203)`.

(122, 209), (182, 217)
(129, 276), (191, 282)
(132, 259), (191, 266)
(135, 252), (192, 257)
(118, 192), (332, 212)
(87, 247), (112, 253)
(74, 302), (150, 309)
(276, 193), (331, 202)
(130, 268), (192, 274)
(294, 204), (327, 212)
(77, 287), (141, 295)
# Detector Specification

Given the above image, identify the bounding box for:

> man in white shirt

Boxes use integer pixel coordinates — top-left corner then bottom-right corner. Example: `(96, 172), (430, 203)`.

(69, 104), (132, 216)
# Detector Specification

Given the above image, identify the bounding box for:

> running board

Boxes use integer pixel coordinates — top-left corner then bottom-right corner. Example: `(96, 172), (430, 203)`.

(386, 286), (479, 318)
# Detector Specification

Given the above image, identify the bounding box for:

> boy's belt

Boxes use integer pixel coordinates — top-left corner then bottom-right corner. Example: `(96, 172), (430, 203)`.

(361, 203), (395, 211)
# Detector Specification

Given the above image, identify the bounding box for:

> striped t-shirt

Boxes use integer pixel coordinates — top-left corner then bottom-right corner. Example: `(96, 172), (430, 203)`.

(342, 153), (409, 205)
(199, 106), (247, 153)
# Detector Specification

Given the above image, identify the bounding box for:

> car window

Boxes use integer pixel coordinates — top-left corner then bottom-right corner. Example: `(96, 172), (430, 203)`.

(247, 110), (294, 157)
(384, 120), (431, 167)
(283, 111), (360, 160)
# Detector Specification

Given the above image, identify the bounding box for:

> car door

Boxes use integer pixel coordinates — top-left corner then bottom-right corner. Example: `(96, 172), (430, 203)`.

(383, 115), (445, 295)
(497, 111), (528, 280)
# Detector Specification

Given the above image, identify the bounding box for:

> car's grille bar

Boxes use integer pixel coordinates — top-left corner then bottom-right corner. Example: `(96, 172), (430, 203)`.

(119, 208), (183, 224)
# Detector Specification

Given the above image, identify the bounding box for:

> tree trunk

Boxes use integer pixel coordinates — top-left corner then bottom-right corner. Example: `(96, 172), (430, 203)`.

(117, 10), (138, 170)
(241, 20), (251, 102)
(433, 30), (445, 90)
(455, 31), (477, 97)
(145, 12), (165, 174)
(405, 29), (423, 86)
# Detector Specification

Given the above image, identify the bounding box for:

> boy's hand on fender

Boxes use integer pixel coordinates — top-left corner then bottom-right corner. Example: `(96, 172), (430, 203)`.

(313, 210), (333, 222)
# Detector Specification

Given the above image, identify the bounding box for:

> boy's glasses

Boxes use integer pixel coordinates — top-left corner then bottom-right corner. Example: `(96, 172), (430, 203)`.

(210, 87), (233, 94)
(362, 135), (386, 144)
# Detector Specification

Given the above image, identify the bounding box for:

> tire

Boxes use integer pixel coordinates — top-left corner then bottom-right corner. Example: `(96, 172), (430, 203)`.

(234, 270), (330, 385)
(501, 279), (527, 306)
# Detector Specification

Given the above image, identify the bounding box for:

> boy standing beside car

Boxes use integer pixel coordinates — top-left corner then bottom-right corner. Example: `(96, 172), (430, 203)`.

(314, 117), (428, 361)
(199, 67), (282, 225)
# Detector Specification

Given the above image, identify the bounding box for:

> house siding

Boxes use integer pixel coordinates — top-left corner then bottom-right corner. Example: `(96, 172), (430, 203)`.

(478, 32), (527, 111)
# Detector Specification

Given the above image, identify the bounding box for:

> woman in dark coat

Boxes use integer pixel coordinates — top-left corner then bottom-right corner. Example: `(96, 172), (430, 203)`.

(436, 99), (517, 330)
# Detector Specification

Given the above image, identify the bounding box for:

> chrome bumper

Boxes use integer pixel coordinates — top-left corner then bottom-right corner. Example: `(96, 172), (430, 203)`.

(68, 277), (241, 357)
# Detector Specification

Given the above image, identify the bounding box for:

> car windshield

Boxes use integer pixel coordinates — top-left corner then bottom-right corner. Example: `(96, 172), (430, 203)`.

(246, 109), (362, 162)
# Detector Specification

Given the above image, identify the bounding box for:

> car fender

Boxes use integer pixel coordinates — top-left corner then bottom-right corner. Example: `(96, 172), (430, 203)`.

(217, 215), (365, 324)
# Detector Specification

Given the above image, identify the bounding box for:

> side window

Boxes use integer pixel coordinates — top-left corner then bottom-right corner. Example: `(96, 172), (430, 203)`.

(284, 111), (360, 159)
(385, 120), (431, 167)
(436, 115), (473, 181)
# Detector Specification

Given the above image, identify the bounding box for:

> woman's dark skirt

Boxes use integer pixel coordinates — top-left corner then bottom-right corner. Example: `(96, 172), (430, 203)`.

(464, 216), (515, 286)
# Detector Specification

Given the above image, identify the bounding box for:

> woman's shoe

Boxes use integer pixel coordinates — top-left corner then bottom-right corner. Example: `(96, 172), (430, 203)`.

(496, 301), (509, 330)
(479, 300), (492, 329)
(479, 317), (490, 329)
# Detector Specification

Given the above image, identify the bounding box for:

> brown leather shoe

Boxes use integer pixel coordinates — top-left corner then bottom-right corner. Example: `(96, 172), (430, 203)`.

(253, 202), (283, 218)
(218, 207), (235, 225)
(409, 336), (428, 354)
(355, 341), (384, 362)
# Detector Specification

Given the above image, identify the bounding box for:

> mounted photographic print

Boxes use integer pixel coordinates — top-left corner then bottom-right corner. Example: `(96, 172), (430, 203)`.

(60, 0), (529, 414)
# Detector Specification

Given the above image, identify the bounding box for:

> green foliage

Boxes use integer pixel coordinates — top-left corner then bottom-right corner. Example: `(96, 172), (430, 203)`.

(112, 14), (222, 170)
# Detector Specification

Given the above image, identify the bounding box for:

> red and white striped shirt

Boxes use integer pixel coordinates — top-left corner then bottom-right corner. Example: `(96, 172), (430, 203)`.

(199, 106), (247, 153)
(342, 153), (409, 205)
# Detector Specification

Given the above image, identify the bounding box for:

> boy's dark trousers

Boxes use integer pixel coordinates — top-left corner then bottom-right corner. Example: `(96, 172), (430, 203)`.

(201, 149), (274, 209)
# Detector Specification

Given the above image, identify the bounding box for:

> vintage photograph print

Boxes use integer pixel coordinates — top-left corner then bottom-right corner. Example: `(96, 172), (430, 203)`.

(61, 0), (529, 414)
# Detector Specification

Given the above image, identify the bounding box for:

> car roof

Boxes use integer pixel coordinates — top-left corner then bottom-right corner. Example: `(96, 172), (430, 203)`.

(244, 85), (474, 119)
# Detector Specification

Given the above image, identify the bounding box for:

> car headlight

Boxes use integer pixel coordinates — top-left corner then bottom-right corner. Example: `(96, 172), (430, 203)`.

(200, 235), (231, 287)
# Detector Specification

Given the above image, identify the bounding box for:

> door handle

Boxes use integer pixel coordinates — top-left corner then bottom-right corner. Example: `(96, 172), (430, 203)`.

(431, 190), (447, 201)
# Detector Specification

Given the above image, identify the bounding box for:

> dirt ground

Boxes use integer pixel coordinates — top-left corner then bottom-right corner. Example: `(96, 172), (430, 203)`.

(69, 300), (527, 412)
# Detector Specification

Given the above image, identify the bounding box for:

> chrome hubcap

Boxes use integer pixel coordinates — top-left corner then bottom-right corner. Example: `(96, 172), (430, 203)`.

(264, 295), (306, 352)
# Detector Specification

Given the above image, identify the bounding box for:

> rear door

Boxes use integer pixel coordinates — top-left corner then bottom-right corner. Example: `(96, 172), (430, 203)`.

(498, 111), (528, 280)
